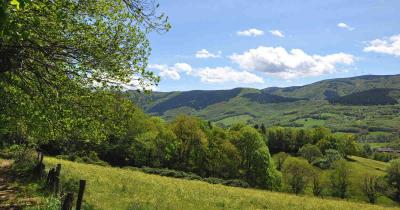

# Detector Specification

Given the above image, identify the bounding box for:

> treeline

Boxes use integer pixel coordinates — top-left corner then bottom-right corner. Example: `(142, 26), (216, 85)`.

(1, 96), (280, 190)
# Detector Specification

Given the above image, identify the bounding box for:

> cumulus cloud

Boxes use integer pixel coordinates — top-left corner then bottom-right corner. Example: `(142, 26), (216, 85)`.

(196, 67), (264, 84)
(363, 34), (400, 57)
(269, 30), (285, 38)
(148, 63), (192, 80)
(195, 49), (221, 58)
(237, 28), (264, 37)
(337, 22), (354, 31)
(149, 63), (264, 84)
(229, 46), (355, 79)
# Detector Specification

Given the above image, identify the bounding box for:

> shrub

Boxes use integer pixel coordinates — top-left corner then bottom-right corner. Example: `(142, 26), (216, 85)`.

(11, 146), (38, 177)
(222, 179), (249, 188)
(204, 177), (224, 184)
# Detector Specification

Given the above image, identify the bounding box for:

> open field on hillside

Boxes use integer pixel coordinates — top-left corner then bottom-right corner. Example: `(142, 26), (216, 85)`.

(45, 157), (399, 210)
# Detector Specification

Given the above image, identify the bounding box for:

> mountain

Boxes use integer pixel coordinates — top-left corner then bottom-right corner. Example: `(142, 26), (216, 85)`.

(129, 74), (400, 139)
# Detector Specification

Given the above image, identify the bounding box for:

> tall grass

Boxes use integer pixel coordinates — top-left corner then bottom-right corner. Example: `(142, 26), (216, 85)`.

(45, 157), (398, 210)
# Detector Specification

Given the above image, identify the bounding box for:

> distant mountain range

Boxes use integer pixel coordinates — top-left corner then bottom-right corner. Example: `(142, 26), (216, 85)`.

(129, 74), (400, 137)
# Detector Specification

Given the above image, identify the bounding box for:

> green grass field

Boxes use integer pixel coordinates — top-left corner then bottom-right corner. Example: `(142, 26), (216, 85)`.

(44, 157), (399, 210)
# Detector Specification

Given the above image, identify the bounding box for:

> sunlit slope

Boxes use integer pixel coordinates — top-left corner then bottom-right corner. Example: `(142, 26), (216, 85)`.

(45, 157), (397, 210)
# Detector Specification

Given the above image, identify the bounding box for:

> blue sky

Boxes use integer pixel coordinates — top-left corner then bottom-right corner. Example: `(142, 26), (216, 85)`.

(147, 0), (400, 91)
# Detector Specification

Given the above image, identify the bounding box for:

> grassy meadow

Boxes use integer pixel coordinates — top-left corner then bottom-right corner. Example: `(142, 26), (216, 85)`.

(45, 157), (399, 210)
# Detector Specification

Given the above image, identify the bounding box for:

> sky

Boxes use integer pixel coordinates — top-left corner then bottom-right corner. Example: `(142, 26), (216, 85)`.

(146, 0), (400, 91)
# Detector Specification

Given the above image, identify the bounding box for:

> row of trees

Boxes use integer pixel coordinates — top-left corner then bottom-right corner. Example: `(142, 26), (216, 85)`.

(266, 126), (357, 158)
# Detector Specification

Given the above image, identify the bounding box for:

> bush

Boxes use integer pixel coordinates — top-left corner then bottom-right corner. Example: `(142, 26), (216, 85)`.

(222, 179), (249, 188)
(139, 167), (202, 180)
(56, 151), (109, 166)
(204, 177), (225, 184)
(11, 146), (38, 177)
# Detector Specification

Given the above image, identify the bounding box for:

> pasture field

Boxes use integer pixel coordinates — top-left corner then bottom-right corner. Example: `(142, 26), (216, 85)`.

(45, 157), (398, 210)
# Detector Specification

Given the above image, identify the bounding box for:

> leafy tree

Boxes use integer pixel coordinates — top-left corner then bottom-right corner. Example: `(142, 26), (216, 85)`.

(361, 173), (383, 204)
(1, 0), (169, 145)
(329, 160), (351, 199)
(260, 123), (266, 134)
(299, 144), (322, 163)
(313, 149), (342, 169)
(282, 157), (314, 195)
(206, 126), (240, 179)
(273, 152), (289, 171)
(386, 159), (400, 202)
(337, 134), (357, 158)
(361, 144), (373, 158)
(170, 115), (208, 172)
(311, 169), (324, 197)
(231, 126), (281, 189)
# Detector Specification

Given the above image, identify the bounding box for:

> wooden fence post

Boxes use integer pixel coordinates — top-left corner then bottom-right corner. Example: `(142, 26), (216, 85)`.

(76, 180), (86, 210)
(53, 176), (60, 195)
(61, 192), (74, 210)
(46, 168), (55, 187)
(55, 164), (61, 177)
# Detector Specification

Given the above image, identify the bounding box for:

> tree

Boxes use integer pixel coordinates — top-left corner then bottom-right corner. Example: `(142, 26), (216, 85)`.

(361, 144), (373, 158)
(313, 149), (342, 169)
(337, 134), (357, 158)
(273, 152), (289, 171)
(361, 173), (383, 204)
(386, 159), (400, 203)
(312, 169), (324, 197)
(329, 160), (351, 198)
(299, 144), (322, 163)
(1, 0), (170, 145)
(260, 123), (266, 134)
(170, 115), (208, 172)
(282, 157), (314, 195)
(231, 126), (281, 190)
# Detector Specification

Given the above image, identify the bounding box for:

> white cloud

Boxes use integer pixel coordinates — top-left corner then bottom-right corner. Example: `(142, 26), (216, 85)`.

(363, 34), (400, 57)
(237, 28), (264, 37)
(337, 22), (354, 31)
(230, 46), (355, 79)
(269, 30), (285, 38)
(195, 49), (221, 58)
(197, 67), (264, 84)
(148, 63), (192, 80)
(149, 63), (264, 84)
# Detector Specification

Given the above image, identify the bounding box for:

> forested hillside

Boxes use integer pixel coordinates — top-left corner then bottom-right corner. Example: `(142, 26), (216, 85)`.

(130, 75), (400, 143)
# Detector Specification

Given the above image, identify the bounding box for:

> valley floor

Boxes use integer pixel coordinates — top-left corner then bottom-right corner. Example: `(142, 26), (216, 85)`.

(45, 157), (399, 210)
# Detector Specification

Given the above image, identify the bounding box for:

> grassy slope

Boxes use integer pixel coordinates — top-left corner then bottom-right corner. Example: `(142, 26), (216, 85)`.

(45, 157), (399, 210)
(321, 156), (395, 205)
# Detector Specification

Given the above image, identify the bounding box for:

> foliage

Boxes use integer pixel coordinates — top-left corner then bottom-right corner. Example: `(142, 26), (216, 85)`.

(386, 159), (400, 202)
(299, 144), (322, 163)
(273, 152), (289, 171)
(328, 88), (398, 105)
(0, 0), (169, 145)
(311, 169), (324, 197)
(282, 157), (314, 194)
(149, 89), (242, 113)
(329, 160), (351, 199)
(243, 92), (305, 104)
(11, 145), (38, 177)
(231, 126), (281, 189)
(360, 173), (384, 204)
